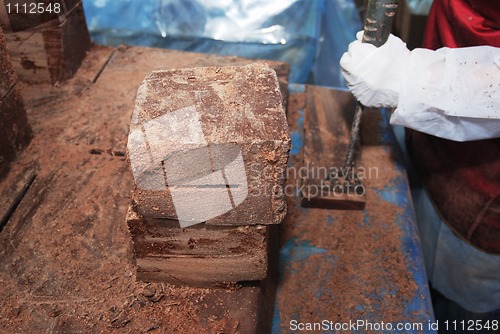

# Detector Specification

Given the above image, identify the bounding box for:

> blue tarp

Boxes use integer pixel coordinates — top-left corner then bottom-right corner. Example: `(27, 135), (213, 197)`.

(82, 0), (361, 87)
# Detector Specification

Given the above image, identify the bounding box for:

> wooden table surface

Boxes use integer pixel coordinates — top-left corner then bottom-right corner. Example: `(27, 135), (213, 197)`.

(0, 44), (435, 333)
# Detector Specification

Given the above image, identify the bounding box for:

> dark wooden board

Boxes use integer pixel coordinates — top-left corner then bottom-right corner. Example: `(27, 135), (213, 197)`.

(299, 85), (366, 209)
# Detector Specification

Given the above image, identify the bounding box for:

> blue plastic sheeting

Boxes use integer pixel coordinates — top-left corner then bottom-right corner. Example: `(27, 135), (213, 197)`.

(81, 0), (361, 86)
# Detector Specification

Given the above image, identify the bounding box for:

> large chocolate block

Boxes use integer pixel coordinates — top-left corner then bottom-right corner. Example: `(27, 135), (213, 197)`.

(127, 63), (291, 227)
(126, 205), (268, 286)
(0, 0), (90, 84)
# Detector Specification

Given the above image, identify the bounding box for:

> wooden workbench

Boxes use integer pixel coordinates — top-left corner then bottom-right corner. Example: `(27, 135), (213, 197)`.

(0, 44), (435, 333)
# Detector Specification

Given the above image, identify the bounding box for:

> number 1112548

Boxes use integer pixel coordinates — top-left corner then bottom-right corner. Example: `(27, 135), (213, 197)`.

(5, 2), (61, 14)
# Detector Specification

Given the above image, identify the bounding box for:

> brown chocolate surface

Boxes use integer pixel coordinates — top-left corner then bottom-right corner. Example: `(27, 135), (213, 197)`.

(128, 64), (291, 226)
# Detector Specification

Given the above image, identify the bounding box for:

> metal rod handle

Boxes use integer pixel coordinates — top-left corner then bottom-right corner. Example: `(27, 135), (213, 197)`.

(343, 0), (398, 171)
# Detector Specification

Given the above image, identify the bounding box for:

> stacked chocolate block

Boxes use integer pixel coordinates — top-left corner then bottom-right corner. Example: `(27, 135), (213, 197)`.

(0, 0), (90, 84)
(0, 26), (32, 179)
(126, 63), (291, 286)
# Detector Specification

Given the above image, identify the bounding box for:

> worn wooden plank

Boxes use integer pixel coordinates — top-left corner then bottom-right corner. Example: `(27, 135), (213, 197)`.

(299, 85), (366, 209)
(0, 1), (90, 84)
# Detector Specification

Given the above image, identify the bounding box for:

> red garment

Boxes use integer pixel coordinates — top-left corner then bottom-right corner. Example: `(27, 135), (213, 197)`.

(423, 0), (500, 49)
(407, 0), (500, 253)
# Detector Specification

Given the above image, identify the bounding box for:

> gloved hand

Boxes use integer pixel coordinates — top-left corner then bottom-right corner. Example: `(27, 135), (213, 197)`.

(340, 31), (500, 141)
(340, 31), (411, 108)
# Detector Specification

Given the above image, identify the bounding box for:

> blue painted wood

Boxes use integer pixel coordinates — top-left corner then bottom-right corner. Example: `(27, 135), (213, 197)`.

(272, 84), (436, 333)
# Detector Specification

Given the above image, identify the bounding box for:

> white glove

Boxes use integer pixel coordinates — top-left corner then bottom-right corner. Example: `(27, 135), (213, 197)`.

(340, 31), (411, 108)
(340, 31), (500, 141)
